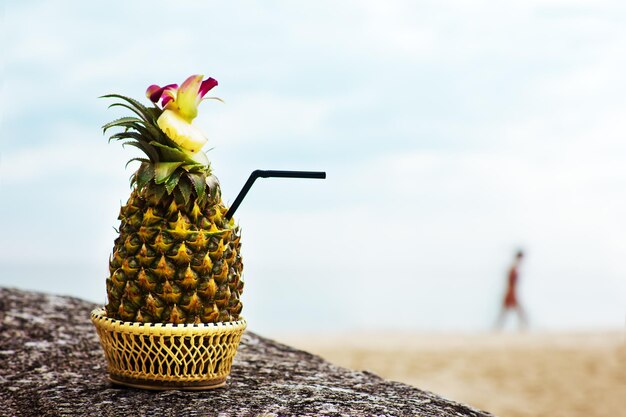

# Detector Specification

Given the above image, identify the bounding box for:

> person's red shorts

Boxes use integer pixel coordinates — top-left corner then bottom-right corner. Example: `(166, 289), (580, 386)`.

(504, 291), (517, 307)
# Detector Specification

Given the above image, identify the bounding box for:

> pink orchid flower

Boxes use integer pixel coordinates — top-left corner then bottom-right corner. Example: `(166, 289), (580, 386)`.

(146, 75), (218, 158)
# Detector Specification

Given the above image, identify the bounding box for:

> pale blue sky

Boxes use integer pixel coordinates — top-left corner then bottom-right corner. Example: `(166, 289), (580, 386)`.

(1, 0), (625, 334)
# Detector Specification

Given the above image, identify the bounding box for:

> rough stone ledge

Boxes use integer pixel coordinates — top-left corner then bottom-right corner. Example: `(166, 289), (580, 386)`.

(0, 287), (494, 417)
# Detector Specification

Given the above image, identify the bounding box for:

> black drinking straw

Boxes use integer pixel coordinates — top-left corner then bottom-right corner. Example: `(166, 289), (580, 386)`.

(225, 170), (327, 220)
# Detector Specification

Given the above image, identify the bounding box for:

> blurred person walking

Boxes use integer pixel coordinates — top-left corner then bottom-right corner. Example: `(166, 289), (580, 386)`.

(495, 250), (528, 330)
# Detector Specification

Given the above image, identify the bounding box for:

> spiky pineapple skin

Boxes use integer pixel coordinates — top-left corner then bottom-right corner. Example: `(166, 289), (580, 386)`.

(105, 184), (243, 324)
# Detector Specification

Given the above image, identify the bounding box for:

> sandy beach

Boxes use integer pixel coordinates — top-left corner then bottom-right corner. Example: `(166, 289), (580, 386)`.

(277, 331), (625, 417)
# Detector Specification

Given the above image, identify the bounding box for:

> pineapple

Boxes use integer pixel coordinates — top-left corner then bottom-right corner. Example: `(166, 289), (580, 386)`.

(102, 75), (243, 324)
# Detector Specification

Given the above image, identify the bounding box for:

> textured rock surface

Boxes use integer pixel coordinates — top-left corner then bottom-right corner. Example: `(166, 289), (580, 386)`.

(0, 287), (493, 417)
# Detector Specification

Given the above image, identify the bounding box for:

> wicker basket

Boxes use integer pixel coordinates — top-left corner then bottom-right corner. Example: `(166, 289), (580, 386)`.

(91, 309), (246, 390)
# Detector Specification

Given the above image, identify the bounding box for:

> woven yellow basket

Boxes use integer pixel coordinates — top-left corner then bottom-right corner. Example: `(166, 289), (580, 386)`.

(91, 308), (246, 390)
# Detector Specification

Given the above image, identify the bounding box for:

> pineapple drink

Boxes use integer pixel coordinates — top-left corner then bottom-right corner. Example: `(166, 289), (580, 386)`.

(103, 75), (243, 324)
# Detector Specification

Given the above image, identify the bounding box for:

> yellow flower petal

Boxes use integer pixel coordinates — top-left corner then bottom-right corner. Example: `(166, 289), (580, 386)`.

(157, 109), (207, 153)
(175, 74), (204, 122)
(187, 148), (209, 165)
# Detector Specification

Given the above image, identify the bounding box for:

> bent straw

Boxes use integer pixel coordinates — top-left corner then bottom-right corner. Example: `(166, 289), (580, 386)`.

(225, 170), (326, 220)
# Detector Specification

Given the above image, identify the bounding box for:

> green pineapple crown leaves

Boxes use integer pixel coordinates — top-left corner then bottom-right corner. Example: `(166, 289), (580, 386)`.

(102, 94), (216, 206)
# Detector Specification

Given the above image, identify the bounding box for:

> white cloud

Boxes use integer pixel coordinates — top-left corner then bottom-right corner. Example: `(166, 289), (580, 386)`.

(239, 147), (626, 330)
(2, 0), (626, 331)
(207, 93), (335, 146)
(0, 124), (137, 186)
